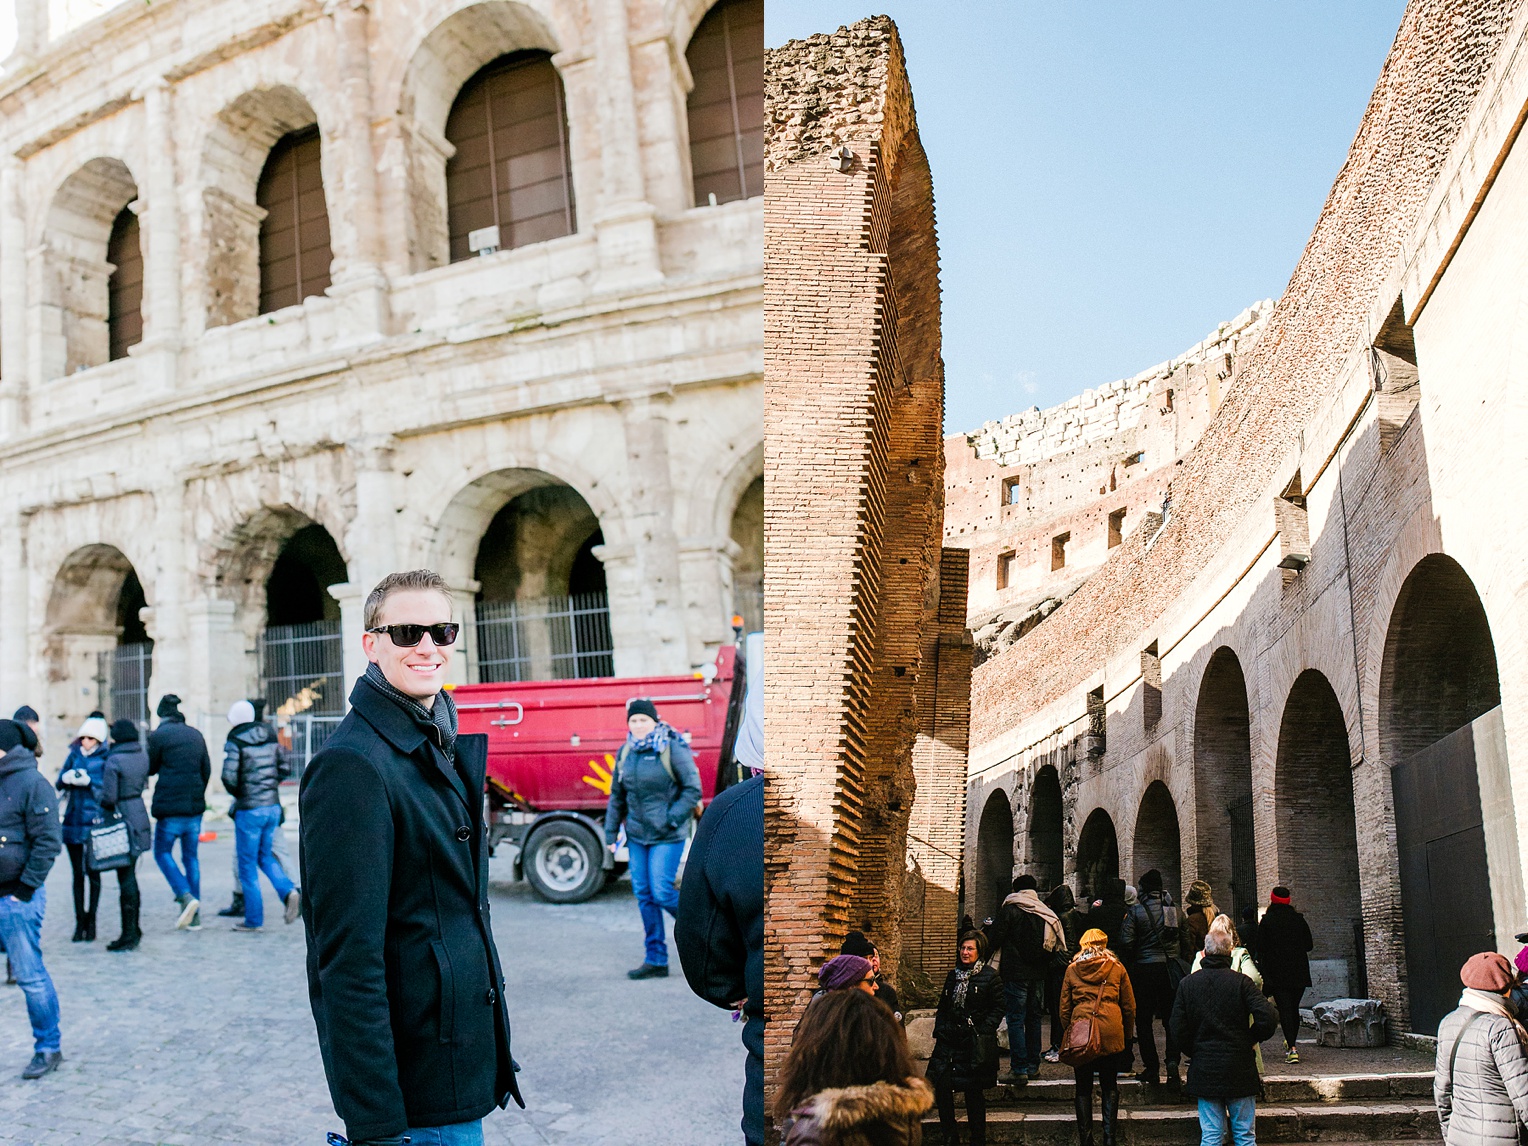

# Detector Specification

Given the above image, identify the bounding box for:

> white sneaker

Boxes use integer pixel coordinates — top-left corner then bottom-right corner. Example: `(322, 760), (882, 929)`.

(284, 889), (301, 925)
(175, 896), (200, 930)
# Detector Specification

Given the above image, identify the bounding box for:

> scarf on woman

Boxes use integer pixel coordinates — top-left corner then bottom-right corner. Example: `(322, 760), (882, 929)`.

(624, 719), (673, 758)
(1461, 987), (1528, 1047)
(1002, 888), (1067, 952)
(363, 662), (458, 760)
(951, 959), (985, 1010)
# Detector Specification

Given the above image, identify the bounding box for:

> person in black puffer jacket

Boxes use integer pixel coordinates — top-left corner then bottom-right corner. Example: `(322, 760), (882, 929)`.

(1120, 868), (1183, 1085)
(148, 694), (211, 931)
(97, 720), (151, 952)
(603, 697), (702, 980)
(222, 699), (297, 932)
(1171, 928), (1279, 1145)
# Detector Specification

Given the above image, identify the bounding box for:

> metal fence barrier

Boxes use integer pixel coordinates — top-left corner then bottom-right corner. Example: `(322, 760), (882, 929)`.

(476, 592), (615, 682)
(96, 642), (153, 725)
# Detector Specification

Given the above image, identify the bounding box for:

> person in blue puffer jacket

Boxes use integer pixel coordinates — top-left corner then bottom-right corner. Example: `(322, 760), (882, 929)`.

(54, 714), (110, 942)
(604, 697), (702, 980)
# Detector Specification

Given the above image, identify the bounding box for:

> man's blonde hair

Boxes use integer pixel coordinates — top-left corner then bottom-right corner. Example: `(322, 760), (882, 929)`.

(364, 569), (452, 630)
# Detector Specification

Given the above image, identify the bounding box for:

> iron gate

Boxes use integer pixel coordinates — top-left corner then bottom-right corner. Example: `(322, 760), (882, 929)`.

(260, 620), (345, 771)
(96, 642), (153, 725)
(1392, 712), (1499, 1035)
(476, 593), (614, 682)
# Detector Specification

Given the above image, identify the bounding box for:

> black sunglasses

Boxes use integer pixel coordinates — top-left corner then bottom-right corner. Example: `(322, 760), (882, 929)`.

(366, 623), (460, 648)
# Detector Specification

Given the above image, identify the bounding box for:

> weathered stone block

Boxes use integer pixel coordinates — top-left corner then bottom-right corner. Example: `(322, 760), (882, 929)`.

(1313, 998), (1388, 1048)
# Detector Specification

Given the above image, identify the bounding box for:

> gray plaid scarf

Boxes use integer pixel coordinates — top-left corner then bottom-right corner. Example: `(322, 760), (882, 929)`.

(363, 662), (457, 760)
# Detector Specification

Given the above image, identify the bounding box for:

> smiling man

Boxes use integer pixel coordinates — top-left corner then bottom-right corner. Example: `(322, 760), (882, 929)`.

(300, 569), (522, 1146)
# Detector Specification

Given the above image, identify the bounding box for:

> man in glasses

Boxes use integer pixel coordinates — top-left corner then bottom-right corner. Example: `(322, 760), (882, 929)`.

(300, 569), (521, 1146)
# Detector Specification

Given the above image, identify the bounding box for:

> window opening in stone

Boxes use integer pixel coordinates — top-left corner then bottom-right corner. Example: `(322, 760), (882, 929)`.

(686, 0), (763, 206)
(257, 127), (333, 314)
(1141, 640), (1162, 731)
(996, 550), (1015, 590)
(1002, 475), (1023, 506)
(473, 483), (613, 682)
(1108, 507), (1126, 548)
(1276, 472), (1309, 573)
(1086, 686), (1106, 756)
(1051, 531), (1069, 571)
(1372, 295), (1420, 453)
(106, 207), (142, 360)
(1123, 451), (1144, 467)
(445, 52), (576, 263)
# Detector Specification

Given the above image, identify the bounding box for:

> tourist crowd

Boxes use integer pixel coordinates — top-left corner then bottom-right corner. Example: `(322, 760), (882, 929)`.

(0, 693), (302, 1080)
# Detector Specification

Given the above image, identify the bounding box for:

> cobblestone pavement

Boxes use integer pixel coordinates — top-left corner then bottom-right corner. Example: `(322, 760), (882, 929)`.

(0, 828), (746, 1146)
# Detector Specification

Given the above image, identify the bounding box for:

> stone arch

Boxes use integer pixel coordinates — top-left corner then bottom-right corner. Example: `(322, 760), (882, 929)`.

(1132, 780), (1182, 902)
(40, 157), (140, 379)
(1194, 646), (1256, 918)
(1076, 807), (1120, 903)
(200, 85), (325, 328)
(1380, 553), (1514, 1034)
(728, 474), (763, 631)
(430, 468), (612, 682)
(974, 788), (1014, 924)
(1275, 668), (1363, 998)
(394, 2), (570, 272)
(43, 544), (152, 729)
(1027, 764), (1063, 892)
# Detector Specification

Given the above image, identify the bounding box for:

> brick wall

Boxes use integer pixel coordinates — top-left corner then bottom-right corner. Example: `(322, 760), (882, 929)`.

(764, 14), (971, 1095)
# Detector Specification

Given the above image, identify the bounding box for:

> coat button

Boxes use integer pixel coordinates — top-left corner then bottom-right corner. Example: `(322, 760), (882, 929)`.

(456, 826), (471, 842)
(486, 987), (497, 1005)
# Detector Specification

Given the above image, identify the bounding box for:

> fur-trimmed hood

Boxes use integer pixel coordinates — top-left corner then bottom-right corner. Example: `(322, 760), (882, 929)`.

(785, 1077), (934, 1146)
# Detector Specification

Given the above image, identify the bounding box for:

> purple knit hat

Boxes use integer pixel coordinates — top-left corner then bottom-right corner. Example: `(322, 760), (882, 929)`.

(818, 954), (873, 992)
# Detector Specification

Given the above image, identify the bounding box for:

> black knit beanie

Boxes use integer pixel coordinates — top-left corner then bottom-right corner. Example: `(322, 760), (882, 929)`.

(626, 698), (658, 722)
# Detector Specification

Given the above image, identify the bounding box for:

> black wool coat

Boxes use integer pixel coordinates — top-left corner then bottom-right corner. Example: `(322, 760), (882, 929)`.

(1169, 955), (1280, 1099)
(147, 715), (212, 818)
(1256, 903), (1314, 994)
(300, 677), (522, 1142)
(676, 773), (763, 1145)
(930, 963), (1006, 1090)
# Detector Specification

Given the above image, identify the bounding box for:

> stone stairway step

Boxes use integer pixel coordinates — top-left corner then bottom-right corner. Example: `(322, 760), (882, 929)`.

(925, 1099), (1440, 1143)
(961, 1071), (1435, 1108)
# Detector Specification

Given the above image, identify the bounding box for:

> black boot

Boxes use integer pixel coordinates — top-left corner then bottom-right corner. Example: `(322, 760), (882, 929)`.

(72, 914), (87, 942)
(1074, 1081), (1094, 1146)
(107, 891), (141, 952)
(82, 911), (96, 941)
(217, 893), (244, 918)
(1100, 1085), (1119, 1146)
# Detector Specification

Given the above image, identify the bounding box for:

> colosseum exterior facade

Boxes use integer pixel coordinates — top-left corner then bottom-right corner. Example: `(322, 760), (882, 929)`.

(0, 0), (762, 756)
(964, 0), (1528, 1037)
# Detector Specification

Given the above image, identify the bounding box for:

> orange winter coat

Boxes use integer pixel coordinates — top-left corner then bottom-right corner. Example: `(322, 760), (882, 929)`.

(1060, 950), (1137, 1057)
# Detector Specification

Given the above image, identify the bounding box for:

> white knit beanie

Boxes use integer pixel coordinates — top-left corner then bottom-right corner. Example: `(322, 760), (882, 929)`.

(76, 716), (109, 743)
(227, 700), (255, 726)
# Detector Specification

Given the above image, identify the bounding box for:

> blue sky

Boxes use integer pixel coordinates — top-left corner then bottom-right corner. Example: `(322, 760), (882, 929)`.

(765, 2), (1408, 432)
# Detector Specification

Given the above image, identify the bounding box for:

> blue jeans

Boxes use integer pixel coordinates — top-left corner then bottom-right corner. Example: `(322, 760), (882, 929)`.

(1197, 1096), (1256, 1146)
(0, 887), (61, 1053)
(153, 814), (202, 900)
(627, 839), (684, 966)
(234, 805), (294, 927)
(1004, 978), (1044, 1073)
(404, 1120), (483, 1145)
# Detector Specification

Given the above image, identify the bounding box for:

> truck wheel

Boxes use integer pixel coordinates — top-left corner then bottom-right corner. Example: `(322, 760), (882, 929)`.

(523, 821), (605, 904)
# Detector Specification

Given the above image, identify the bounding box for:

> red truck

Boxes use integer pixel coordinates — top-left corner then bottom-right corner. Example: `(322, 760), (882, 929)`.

(449, 644), (743, 903)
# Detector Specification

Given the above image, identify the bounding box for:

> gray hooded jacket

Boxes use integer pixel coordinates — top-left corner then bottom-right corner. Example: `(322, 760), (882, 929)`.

(0, 744), (62, 898)
(1435, 1001), (1528, 1144)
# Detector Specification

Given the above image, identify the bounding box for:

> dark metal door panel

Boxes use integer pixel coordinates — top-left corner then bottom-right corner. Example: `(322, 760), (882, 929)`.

(1393, 720), (1495, 1034)
(1228, 793), (1256, 921)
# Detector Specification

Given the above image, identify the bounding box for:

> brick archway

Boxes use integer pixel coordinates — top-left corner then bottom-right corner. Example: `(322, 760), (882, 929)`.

(1027, 765), (1063, 893)
(1275, 669), (1362, 998)
(1076, 807), (1120, 903)
(1194, 647), (1255, 918)
(974, 788), (1014, 924)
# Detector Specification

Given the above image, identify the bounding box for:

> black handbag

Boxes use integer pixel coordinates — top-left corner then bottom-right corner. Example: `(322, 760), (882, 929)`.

(85, 816), (132, 872)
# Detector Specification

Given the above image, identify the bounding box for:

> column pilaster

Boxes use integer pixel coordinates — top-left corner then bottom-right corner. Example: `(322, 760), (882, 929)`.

(0, 157), (29, 437)
(588, 0), (661, 289)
